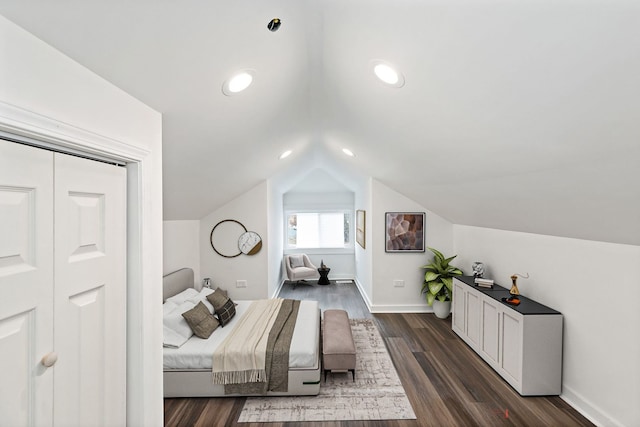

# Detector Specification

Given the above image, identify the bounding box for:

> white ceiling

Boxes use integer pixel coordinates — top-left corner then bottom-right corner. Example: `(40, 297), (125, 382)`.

(1, 0), (638, 245)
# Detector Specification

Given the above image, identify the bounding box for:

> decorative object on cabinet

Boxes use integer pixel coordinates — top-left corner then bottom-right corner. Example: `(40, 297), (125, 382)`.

(502, 296), (521, 305)
(474, 277), (494, 288)
(507, 272), (529, 302)
(451, 276), (563, 396)
(356, 210), (366, 249)
(385, 212), (425, 252)
(509, 272), (529, 295)
(209, 219), (262, 257)
(421, 247), (463, 319)
(472, 261), (485, 278)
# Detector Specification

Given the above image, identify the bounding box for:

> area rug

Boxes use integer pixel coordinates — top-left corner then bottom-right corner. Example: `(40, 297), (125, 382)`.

(238, 318), (416, 422)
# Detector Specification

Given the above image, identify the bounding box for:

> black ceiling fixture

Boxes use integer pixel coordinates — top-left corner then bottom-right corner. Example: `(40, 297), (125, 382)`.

(267, 18), (281, 32)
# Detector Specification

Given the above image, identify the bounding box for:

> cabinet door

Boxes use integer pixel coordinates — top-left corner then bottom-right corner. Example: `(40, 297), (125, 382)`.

(480, 296), (500, 366)
(0, 140), (55, 426)
(53, 153), (126, 426)
(452, 280), (466, 336)
(501, 310), (523, 387)
(465, 290), (481, 350)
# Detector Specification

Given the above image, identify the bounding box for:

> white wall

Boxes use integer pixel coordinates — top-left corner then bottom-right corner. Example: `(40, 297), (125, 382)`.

(354, 177), (373, 303)
(0, 15), (163, 426)
(454, 225), (640, 427)
(163, 221), (200, 285)
(267, 180), (284, 298)
(369, 180), (454, 312)
(200, 182), (269, 300)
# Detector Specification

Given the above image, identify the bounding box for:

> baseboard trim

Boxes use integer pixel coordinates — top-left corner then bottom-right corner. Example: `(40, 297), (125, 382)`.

(272, 279), (285, 299)
(369, 304), (432, 313)
(560, 385), (622, 427)
(351, 279), (432, 314)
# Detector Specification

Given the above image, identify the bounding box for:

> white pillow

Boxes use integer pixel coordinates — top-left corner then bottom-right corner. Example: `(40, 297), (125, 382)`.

(163, 300), (178, 316)
(162, 300), (196, 347)
(165, 288), (199, 305)
(188, 288), (215, 314)
(163, 325), (189, 348)
(289, 254), (304, 268)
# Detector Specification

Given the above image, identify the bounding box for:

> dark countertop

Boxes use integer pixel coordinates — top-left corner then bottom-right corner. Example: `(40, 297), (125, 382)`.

(455, 276), (561, 316)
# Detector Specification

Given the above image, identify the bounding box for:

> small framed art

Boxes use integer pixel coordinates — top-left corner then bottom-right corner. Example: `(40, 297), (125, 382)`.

(356, 210), (366, 249)
(385, 212), (425, 253)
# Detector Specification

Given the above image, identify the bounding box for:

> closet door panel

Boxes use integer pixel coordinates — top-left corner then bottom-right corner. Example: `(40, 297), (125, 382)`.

(0, 140), (54, 426)
(54, 153), (126, 427)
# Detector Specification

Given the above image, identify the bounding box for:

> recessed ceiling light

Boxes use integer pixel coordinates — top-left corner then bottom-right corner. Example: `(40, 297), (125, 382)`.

(279, 150), (292, 160)
(222, 69), (255, 96)
(372, 61), (405, 88)
(342, 148), (355, 157)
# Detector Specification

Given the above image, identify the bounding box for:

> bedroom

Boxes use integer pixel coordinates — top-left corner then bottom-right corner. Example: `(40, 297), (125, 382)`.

(0, 1), (638, 426)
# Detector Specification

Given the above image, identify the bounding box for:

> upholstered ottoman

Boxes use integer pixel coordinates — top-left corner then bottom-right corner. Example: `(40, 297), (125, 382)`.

(322, 309), (356, 381)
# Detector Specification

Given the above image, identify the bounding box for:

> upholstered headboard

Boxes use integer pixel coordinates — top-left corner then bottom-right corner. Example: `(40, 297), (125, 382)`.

(163, 268), (195, 301)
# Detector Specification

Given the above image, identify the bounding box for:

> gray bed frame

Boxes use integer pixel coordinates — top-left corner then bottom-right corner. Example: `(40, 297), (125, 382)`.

(162, 268), (321, 397)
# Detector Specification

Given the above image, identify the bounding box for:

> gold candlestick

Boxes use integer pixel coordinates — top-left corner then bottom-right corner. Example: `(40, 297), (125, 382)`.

(510, 275), (520, 296)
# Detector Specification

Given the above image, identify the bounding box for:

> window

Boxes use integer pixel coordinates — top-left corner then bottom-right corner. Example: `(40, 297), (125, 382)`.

(286, 211), (351, 249)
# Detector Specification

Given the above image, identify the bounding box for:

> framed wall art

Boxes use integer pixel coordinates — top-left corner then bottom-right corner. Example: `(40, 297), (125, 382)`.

(356, 210), (366, 249)
(385, 212), (425, 253)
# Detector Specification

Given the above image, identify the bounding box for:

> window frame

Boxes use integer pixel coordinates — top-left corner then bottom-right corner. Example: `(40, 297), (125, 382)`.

(284, 209), (354, 254)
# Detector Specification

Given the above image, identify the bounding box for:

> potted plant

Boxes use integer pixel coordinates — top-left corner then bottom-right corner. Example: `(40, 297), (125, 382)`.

(421, 247), (463, 319)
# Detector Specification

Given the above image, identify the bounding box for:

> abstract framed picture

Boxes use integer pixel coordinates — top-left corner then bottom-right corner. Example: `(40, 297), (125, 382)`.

(385, 212), (425, 253)
(356, 210), (366, 249)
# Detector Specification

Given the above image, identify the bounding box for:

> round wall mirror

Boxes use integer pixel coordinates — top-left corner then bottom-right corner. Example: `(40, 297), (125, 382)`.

(210, 219), (247, 258)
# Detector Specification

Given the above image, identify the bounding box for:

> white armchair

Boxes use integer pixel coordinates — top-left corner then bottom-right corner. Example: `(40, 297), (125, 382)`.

(284, 254), (318, 283)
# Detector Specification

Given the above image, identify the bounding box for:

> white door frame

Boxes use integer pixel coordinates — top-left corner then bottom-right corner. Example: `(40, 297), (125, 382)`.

(0, 101), (162, 426)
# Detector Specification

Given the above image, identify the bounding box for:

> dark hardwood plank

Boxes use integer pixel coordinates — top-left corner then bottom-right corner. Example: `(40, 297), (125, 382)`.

(164, 282), (595, 427)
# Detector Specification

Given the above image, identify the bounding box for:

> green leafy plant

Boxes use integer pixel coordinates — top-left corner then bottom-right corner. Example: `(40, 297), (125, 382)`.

(421, 247), (463, 306)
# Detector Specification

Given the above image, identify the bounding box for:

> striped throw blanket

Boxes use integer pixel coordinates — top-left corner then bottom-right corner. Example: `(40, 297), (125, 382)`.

(212, 298), (300, 394)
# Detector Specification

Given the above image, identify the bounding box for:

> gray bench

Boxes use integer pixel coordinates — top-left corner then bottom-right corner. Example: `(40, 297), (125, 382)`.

(322, 309), (356, 381)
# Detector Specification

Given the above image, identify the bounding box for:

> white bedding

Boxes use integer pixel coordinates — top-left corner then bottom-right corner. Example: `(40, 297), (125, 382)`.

(163, 299), (319, 370)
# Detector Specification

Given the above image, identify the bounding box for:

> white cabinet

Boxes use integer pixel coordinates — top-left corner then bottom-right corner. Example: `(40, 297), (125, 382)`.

(0, 140), (126, 425)
(452, 279), (481, 351)
(452, 277), (563, 396)
(479, 296), (501, 367)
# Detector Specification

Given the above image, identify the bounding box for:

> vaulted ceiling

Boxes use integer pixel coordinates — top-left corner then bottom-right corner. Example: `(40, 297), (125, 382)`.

(1, 1), (638, 245)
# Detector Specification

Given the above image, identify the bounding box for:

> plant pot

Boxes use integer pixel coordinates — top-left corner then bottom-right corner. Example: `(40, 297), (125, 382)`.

(433, 300), (452, 319)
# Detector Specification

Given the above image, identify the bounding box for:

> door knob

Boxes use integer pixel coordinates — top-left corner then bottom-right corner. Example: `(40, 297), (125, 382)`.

(41, 352), (58, 368)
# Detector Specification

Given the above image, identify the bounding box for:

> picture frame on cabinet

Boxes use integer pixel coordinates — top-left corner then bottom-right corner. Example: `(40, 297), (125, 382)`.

(385, 212), (425, 252)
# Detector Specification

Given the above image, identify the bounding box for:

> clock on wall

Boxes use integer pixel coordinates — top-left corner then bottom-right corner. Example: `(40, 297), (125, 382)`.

(238, 231), (262, 255)
(210, 219), (262, 257)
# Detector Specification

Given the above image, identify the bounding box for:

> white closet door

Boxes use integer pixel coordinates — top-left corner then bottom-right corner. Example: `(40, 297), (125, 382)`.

(0, 140), (54, 426)
(53, 153), (126, 426)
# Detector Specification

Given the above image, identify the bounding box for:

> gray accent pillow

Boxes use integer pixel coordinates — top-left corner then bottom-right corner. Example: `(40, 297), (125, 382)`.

(181, 301), (219, 338)
(207, 289), (227, 309)
(290, 254), (304, 268)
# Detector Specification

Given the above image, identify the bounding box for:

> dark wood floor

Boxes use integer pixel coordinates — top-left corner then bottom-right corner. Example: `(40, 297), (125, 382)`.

(164, 281), (594, 427)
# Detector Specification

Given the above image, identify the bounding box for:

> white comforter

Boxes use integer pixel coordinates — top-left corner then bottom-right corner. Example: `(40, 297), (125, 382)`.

(163, 299), (319, 370)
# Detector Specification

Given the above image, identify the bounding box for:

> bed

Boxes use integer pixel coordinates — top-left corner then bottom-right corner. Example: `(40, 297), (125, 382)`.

(162, 268), (322, 397)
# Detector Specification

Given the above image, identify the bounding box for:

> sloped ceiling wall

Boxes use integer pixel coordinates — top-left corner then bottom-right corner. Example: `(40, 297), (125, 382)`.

(0, 0), (638, 245)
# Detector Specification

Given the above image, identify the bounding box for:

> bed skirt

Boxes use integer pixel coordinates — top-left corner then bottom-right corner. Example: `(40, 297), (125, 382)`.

(163, 358), (321, 397)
